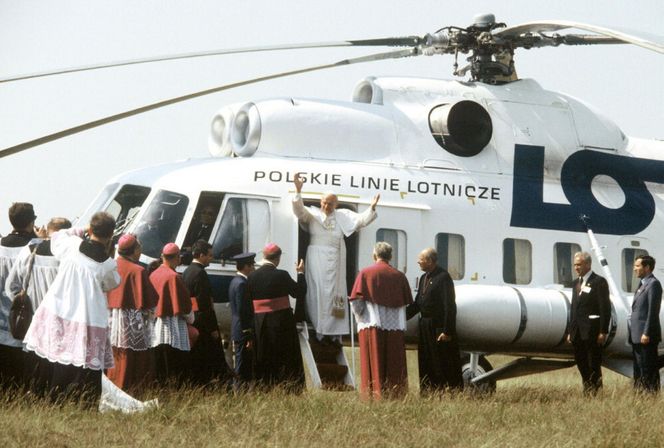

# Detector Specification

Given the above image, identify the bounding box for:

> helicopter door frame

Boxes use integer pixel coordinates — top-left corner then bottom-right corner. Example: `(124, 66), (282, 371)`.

(297, 198), (359, 297)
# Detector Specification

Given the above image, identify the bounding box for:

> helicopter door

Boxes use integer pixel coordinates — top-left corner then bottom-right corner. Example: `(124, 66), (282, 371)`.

(211, 196), (271, 263)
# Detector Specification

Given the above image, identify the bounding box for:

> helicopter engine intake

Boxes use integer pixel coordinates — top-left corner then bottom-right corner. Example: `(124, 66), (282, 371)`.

(428, 100), (493, 157)
(208, 105), (240, 157)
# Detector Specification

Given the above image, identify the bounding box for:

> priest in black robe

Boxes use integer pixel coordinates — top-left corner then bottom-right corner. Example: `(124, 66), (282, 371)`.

(246, 243), (306, 393)
(182, 239), (232, 388)
(407, 248), (463, 393)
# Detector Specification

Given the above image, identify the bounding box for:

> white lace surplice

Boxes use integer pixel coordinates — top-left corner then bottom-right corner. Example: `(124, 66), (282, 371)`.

(151, 315), (190, 352)
(23, 229), (121, 370)
(353, 301), (407, 332)
(108, 308), (154, 351)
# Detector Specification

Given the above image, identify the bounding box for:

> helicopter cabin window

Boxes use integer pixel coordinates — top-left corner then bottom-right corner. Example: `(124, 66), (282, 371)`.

(435, 233), (465, 280)
(212, 197), (270, 262)
(134, 190), (189, 259)
(554, 242), (582, 288)
(183, 192), (224, 249)
(503, 238), (532, 285)
(376, 228), (406, 272)
(622, 248), (649, 293)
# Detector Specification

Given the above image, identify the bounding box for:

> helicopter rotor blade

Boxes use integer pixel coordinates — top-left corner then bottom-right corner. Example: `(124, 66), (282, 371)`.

(0, 48), (417, 159)
(497, 20), (664, 54)
(0, 36), (421, 84)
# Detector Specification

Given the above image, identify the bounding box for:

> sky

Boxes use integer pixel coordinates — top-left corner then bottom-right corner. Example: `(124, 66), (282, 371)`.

(0, 0), (662, 233)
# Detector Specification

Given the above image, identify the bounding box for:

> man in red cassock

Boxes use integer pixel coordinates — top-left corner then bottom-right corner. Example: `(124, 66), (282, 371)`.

(149, 243), (194, 384)
(350, 241), (413, 400)
(106, 234), (159, 395)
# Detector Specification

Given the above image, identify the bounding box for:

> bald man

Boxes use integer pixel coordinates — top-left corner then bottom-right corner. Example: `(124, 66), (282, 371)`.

(407, 248), (463, 393)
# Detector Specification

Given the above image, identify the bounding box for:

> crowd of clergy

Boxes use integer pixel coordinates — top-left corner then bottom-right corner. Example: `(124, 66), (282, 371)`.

(0, 197), (464, 407)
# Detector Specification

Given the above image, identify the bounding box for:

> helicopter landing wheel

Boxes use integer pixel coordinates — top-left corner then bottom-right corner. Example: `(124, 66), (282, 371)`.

(461, 353), (496, 393)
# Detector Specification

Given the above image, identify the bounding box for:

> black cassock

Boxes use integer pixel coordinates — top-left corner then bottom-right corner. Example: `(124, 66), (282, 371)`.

(246, 263), (306, 393)
(407, 266), (463, 392)
(182, 262), (232, 387)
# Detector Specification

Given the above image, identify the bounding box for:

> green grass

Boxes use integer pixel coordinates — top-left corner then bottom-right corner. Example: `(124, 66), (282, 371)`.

(1, 351), (660, 447)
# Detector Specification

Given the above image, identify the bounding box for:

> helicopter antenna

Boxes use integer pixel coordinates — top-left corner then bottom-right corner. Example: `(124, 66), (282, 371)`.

(580, 214), (631, 319)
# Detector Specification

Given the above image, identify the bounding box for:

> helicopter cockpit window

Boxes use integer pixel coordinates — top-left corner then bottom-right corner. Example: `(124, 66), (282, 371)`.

(553, 242), (582, 288)
(503, 238), (532, 285)
(183, 192), (224, 249)
(436, 233), (465, 280)
(376, 228), (407, 272)
(77, 183), (119, 225)
(212, 197), (270, 262)
(622, 248), (649, 293)
(104, 184), (151, 235)
(134, 190), (189, 258)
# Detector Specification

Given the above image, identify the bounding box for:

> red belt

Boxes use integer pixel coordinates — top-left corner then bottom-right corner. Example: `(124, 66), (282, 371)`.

(253, 296), (290, 314)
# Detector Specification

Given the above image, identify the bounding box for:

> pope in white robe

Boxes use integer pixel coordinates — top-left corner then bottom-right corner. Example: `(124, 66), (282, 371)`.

(292, 173), (379, 337)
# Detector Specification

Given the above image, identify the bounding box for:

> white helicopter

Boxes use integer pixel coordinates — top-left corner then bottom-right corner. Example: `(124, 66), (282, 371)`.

(2, 14), (664, 390)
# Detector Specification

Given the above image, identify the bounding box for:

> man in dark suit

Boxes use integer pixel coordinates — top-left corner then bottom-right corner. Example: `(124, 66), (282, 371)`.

(406, 248), (463, 393)
(630, 255), (662, 393)
(228, 252), (256, 389)
(182, 239), (232, 387)
(567, 251), (611, 394)
(246, 243), (306, 393)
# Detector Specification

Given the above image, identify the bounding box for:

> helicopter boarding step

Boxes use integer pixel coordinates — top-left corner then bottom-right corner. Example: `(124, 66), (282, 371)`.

(298, 322), (355, 390)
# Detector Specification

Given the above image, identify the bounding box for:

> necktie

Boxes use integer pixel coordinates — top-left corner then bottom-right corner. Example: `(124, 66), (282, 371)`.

(576, 277), (582, 295)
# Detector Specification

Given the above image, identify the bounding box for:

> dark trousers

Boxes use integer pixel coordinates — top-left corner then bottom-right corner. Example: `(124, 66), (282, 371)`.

(233, 338), (254, 389)
(23, 351), (53, 397)
(0, 344), (24, 392)
(190, 331), (232, 388)
(49, 362), (102, 408)
(633, 343), (660, 392)
(572, 333), (603, 392)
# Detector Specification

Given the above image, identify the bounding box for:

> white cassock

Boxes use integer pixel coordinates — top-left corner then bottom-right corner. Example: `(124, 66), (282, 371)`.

(292, 193), (376, 336)
(23, 228), (120, 370)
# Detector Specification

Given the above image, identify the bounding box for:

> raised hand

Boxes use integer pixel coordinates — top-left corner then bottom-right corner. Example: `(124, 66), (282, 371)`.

(370, 194), (380, 211)
(294, 172), (304, 193)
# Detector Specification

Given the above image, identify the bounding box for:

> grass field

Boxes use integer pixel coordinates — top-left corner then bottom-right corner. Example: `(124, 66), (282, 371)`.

(1, 351), (660, 448)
